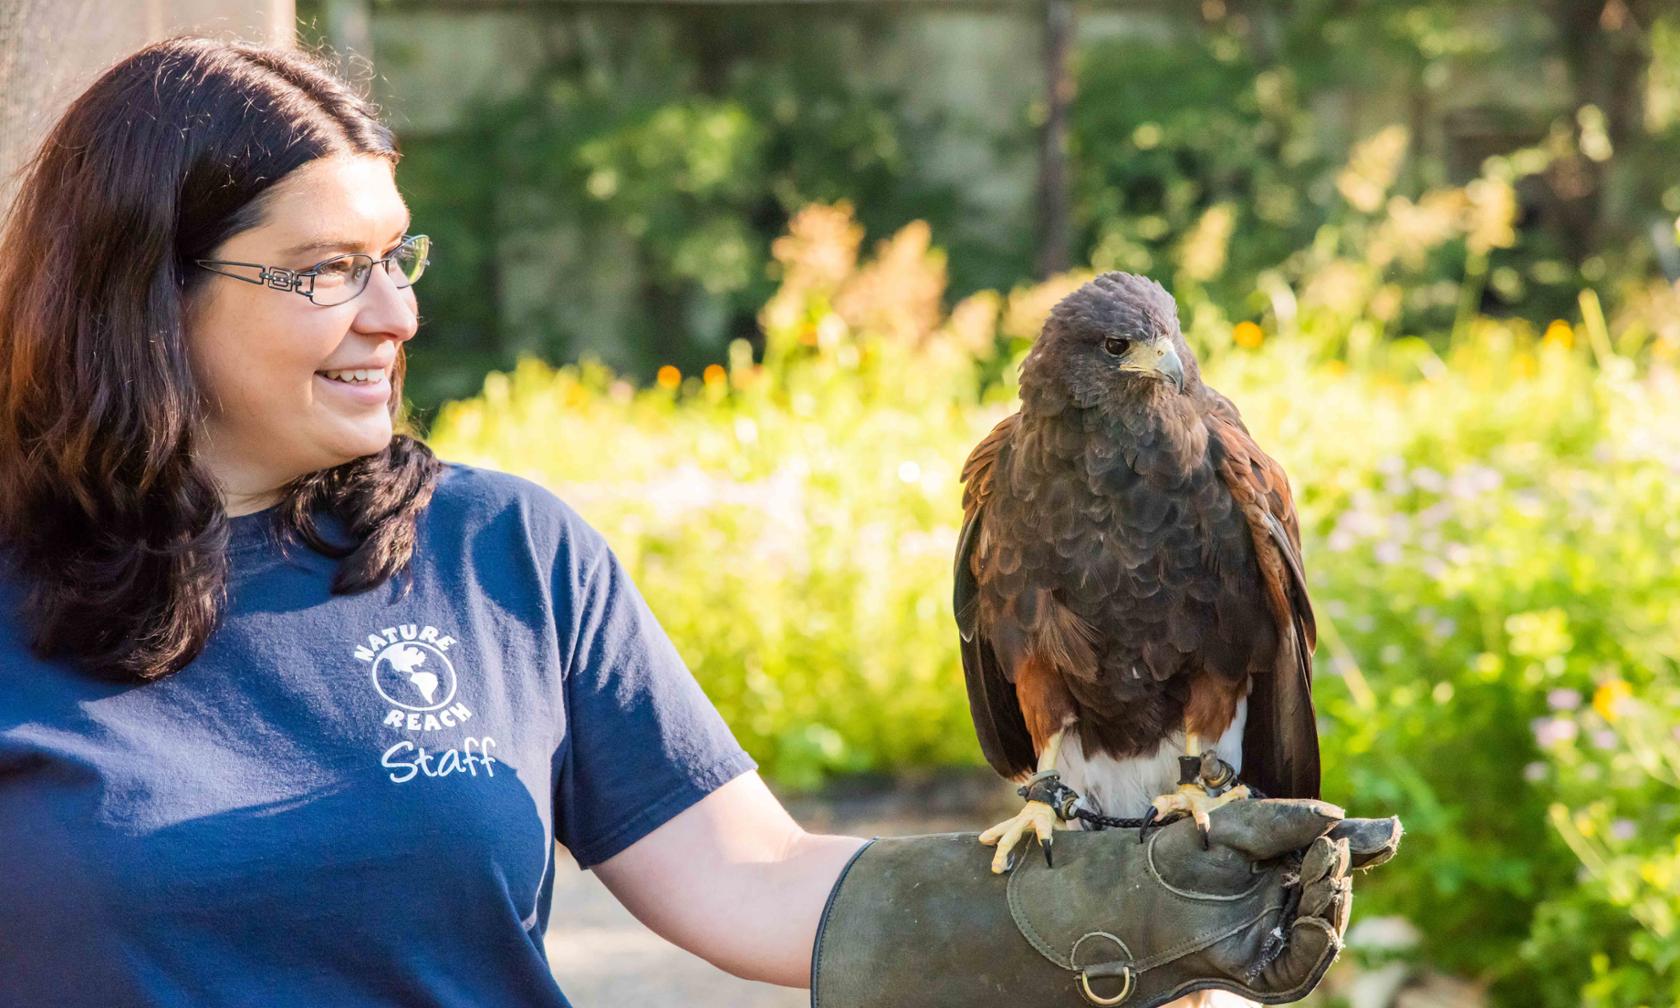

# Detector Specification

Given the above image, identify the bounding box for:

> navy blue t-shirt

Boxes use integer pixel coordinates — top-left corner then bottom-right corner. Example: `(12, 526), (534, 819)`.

(0, 462), (756, 1007)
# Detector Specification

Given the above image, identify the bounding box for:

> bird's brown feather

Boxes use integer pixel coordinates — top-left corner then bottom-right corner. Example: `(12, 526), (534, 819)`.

(1206, 408), (1320, 800)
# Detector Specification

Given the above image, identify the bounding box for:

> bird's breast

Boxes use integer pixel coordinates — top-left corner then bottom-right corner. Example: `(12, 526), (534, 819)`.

(988, 411), (1257, 680)
(1057, 695), (1248, 819)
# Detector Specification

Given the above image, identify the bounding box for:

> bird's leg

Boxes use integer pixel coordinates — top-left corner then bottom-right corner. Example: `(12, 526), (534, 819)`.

(979, 726), (1076, 874)
(1142, 726), (1251, 848)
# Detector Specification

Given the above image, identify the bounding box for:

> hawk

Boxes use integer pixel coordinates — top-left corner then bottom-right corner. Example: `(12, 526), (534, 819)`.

(955, 272), (1319, 877)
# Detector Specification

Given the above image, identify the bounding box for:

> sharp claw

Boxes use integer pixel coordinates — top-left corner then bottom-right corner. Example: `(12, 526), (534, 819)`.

(1198, 822), (1211, 850)
(1043, 836), (1054, 868)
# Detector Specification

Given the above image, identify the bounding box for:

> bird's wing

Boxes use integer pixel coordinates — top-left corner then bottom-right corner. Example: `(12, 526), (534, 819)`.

(955, 412), (1039, 779)
(1205, 395), (1320, 800)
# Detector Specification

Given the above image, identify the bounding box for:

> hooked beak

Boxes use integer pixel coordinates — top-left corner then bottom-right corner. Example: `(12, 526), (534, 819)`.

(1154, 344), (1185, 393)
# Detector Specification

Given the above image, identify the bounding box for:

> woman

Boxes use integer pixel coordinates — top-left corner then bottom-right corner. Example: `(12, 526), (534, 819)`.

(0, 37), (862, 1005)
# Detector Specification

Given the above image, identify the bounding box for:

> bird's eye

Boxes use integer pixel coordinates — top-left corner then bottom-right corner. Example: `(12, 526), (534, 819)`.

(1104, 336), (1131, 357)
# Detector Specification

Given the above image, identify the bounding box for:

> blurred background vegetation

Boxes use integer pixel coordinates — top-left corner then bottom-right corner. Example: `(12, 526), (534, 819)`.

(303, 2), (1679, 1005)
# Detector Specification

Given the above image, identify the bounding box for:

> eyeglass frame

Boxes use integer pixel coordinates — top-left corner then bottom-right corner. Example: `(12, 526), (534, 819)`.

(194, 234), (431, 306)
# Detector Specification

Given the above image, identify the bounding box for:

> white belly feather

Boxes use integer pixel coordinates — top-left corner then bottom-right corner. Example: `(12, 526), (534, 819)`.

(1056, 694), (1248, 822)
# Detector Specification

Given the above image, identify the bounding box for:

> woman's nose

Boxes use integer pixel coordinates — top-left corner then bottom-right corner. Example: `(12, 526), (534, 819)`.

(353, 262), (419, 342)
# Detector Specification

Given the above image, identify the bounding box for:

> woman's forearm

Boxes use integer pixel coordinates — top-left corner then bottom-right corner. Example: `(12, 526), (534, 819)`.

(715, 829), (869, 986)
(591, 772), (868, 988)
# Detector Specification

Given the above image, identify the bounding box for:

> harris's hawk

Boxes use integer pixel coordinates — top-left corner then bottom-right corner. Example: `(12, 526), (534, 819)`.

(955, 272), (1319, 876)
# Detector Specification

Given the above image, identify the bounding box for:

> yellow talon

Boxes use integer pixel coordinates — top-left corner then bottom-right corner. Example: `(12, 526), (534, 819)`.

(1149, 782), (1251, 845)
(979, 798), (1059, 874)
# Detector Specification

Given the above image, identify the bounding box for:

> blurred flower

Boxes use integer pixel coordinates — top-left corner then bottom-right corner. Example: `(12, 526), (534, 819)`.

(1592, 679), (1633, 722)
(1547, 688), (1582, 711)
(1531, 716), (1578, 747)
(1464, 178), (1518, 255)
(940, 291), (1003, 358)
(1542, 319), (1575, 349)
(1417, 502), (1454, 527)
(834, 220), (946, 348)
(1590, 729), (1618, 751)
(1410, 467), (1445, 493)
(1002, 272), (1093, 344)
(657, 365), (682, 390)
(1523, 761), (1548, 783)
(1233, 321), (1265, 348)
(1178, 202), (1236, 283)
(770, 201), (862, 295)
(703, 364), (727, 385)
(1336, 125), (1409, 214)
(1372, 189), (1466, 270)
(1300, 259), (1371, 318)
(1609, 818), (1637, 841)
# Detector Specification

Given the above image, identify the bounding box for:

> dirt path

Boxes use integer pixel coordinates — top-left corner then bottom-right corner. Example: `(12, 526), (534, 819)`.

(543, 770), (1017, 1007)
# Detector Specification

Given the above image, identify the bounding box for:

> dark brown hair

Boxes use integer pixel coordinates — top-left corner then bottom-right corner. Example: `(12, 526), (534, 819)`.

(0, 37), (441, 681)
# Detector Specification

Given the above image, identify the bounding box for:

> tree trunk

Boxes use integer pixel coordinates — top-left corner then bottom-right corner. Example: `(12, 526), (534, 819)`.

(1035, 0), (1075, 278)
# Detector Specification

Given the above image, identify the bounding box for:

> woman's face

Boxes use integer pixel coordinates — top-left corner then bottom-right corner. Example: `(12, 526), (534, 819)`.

(187, 155), (418, 510)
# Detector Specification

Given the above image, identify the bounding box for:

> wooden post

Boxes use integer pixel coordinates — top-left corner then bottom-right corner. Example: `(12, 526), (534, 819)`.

(0, 0), (295, 219)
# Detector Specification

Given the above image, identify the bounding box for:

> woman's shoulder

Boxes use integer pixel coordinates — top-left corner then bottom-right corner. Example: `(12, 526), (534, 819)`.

(424, 460), (607, 564)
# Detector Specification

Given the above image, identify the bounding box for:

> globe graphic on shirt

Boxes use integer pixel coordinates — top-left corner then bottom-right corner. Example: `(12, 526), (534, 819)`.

(370, 641), (458, 712)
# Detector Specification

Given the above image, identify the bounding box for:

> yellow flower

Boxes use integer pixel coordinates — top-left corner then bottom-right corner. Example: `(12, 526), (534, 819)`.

(1593, 679), (1632, 722)
(656, 365), (681, 390)
(1542, 319), (1574, 349)
(703, 364), (727, 385)
(1233, 321), (1265, 349)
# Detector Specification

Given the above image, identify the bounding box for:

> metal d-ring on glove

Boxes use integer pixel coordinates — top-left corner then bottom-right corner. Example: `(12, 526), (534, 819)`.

(810, 798), (1402, 1008)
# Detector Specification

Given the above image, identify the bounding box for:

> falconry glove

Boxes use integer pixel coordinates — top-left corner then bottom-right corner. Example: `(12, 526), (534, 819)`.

(811, 798), (1400, 1008)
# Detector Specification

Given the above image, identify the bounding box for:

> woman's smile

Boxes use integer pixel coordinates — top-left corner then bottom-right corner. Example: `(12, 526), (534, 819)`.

(315, 366), (393, 406)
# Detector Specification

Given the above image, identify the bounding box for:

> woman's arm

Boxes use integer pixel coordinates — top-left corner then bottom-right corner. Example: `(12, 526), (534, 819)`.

(589, 771), (868, 988)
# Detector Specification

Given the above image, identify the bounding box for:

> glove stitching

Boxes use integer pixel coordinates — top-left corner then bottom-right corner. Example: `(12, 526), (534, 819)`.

(1006, 858), (1076, 969)
(1144, 832), (1266, 902)
(1126, 904), (1272, 972)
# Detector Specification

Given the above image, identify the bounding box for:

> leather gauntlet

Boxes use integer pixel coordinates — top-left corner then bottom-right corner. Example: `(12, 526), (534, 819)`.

(811, 799), (1400, 1008)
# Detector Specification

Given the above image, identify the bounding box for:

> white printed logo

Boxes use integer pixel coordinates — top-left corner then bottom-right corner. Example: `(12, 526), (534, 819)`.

(353, 622), (499, 784)
(371, 641), (457, 712)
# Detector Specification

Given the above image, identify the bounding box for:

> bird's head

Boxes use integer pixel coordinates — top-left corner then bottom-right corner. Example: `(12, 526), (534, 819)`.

(1020, 272), (1194, 412)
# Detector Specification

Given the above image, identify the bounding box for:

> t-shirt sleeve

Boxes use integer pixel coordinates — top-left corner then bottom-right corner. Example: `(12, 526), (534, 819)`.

(551, 529), (756, 869)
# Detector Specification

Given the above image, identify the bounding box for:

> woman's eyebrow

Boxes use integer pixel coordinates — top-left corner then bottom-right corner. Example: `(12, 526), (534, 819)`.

(282, 224), (412, 259)
(282, 238), (361, 258)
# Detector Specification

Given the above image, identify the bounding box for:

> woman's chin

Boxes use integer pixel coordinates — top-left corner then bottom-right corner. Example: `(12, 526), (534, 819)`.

(319, 420), (394, 466)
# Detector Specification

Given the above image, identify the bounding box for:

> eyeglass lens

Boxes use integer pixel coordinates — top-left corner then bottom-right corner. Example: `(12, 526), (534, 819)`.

(309, 235), (430, 307)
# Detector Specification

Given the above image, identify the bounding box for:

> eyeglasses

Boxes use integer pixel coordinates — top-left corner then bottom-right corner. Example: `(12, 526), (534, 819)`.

(195, 234), (431, 307)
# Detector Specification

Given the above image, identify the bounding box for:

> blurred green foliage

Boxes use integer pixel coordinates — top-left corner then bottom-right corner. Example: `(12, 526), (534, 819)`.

(428, 182), (1680, 1003)
(393, 8), (961, 410)
(382, 1), (1680, 421)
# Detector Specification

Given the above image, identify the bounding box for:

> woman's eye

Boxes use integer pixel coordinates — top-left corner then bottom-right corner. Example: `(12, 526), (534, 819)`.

(314, 259), (357, 284)
(1104, 336), (1131, 356)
